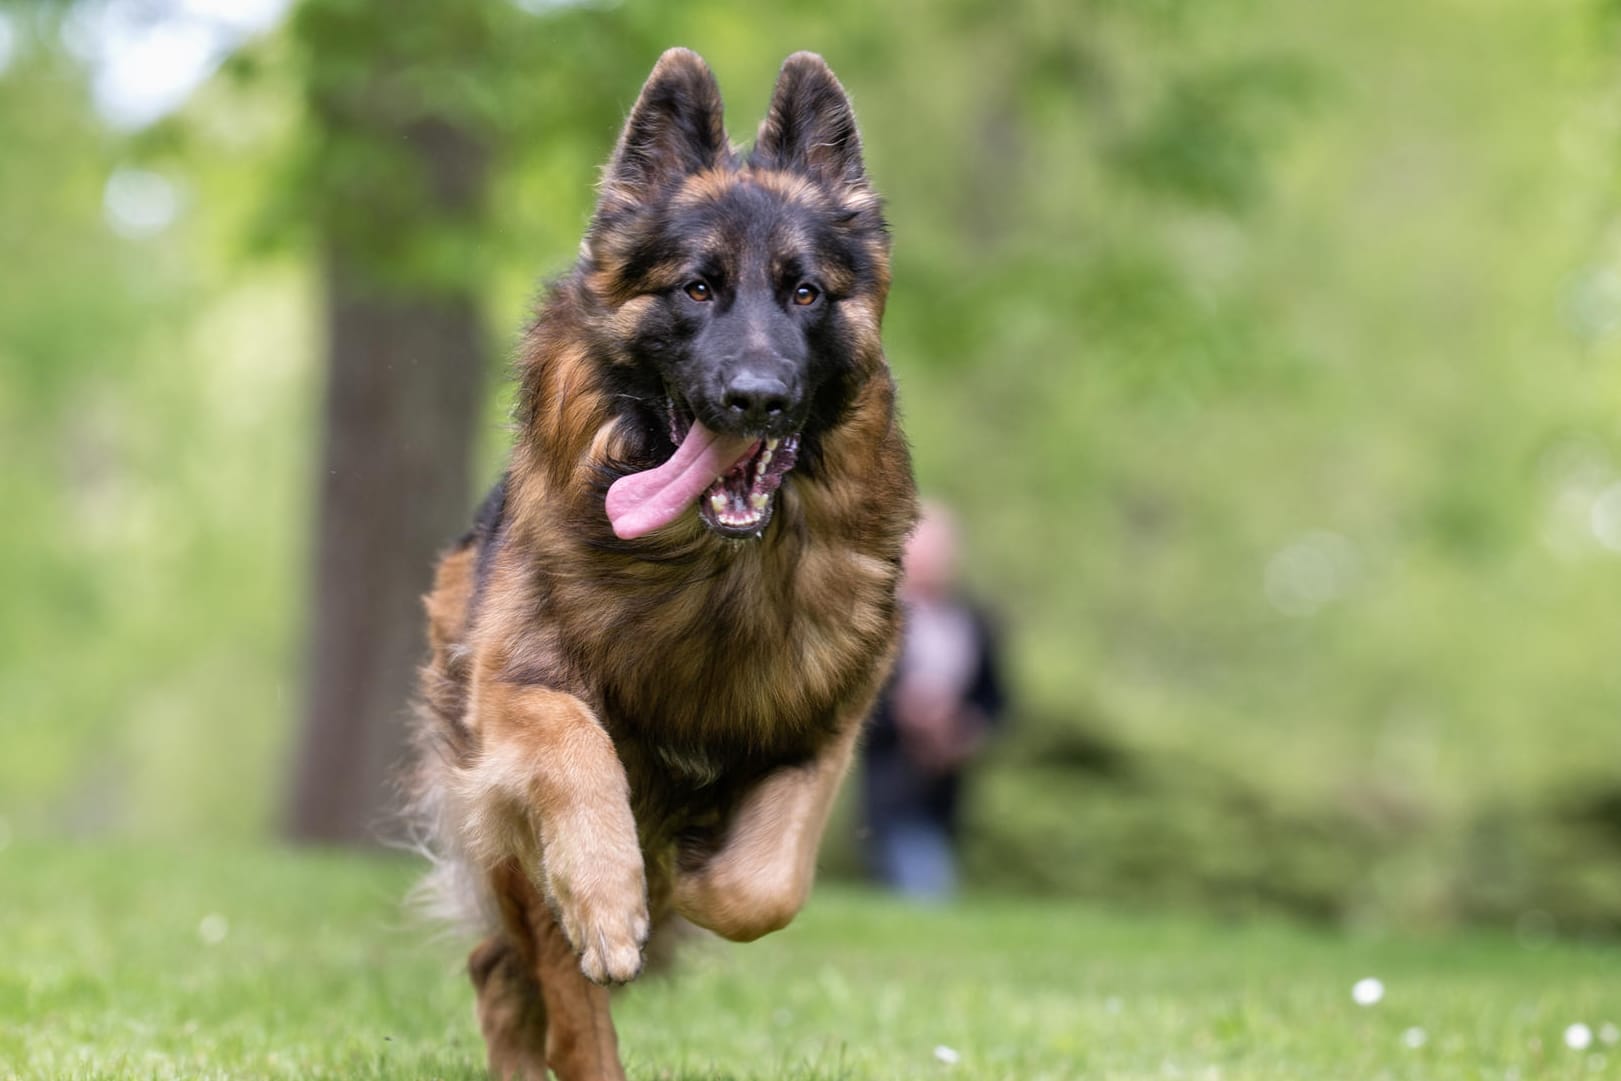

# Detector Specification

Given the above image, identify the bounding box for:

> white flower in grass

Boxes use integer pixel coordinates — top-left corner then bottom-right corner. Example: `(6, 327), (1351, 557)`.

(1566, 1024), (1594, 1051)
(1351, 978), (1384, 1006)
(197, 913), (229, 945)
(933, 1045), (960, 1066)
(1402, 1027), (1427, 1049)
(1599, 1023), (1619, 1046)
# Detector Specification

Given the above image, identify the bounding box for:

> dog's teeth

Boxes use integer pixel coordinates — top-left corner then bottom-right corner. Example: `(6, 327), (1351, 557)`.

(709, 492), (726, 512)
(767, 436), (780, 451)
(750, 492), (769, 511)
(757, 449), (773, 470)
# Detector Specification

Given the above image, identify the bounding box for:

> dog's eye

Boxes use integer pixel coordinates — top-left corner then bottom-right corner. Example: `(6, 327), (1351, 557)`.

(793, 283), (820, 306)
(684, 281), (712, 302)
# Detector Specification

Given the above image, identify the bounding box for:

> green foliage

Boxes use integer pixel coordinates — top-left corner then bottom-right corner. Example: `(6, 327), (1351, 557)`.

(1458, 787), (1621, 935)
(8, 845), (1621, 1080)
(281, 0), (506, 291)
(0, 21), (303, 836)
(1110, 57), (1316, 212)
(269, 0), (674, 293)
(965, 747), (1384, 922)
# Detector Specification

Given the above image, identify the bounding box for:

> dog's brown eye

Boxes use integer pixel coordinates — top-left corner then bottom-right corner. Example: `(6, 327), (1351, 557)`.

(684, 281), (712, 302)
(793, 283), (820, 306)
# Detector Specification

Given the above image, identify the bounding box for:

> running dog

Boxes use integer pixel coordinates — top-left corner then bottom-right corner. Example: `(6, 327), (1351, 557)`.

(412, 47), (916, 1081)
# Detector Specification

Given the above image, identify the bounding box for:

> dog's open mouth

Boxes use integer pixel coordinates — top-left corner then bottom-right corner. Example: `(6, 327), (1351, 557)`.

(698, 429), (800, 538)
(603, 399), (800, 541)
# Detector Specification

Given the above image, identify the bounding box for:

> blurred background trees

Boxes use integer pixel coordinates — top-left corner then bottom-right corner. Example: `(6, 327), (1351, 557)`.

(3, 0), (1621, 931)
(283, 0), (497, 842)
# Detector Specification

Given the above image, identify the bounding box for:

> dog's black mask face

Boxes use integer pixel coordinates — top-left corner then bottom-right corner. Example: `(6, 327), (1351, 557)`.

(637, 174), (884, 446)
(586, 50), (889, 537)
(652, 191), (830, 442)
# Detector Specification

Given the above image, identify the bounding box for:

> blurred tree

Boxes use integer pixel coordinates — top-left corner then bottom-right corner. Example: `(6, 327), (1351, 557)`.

(283, 0), (499, 843)
(277, 0), (658, 843)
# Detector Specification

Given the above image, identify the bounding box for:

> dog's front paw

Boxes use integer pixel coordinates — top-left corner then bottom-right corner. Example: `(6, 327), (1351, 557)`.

(541, 821), (650, 985)
(569, 898), (650, 986)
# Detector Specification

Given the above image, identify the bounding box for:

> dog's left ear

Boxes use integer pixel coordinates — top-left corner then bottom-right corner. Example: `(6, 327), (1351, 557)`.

(753, 52), (868, 191)
(597, 48), (731, 217)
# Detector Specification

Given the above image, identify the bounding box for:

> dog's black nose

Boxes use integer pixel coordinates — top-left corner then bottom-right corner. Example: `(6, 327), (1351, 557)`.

(722, 371), (791, 427)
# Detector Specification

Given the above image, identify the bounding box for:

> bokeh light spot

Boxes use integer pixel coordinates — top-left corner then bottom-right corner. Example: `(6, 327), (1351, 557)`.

(1264, 530), (1359, 616)
(103, 167), (181, 239)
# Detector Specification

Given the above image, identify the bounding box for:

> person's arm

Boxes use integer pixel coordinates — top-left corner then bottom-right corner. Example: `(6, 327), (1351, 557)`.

(964, 604), (1008, 731)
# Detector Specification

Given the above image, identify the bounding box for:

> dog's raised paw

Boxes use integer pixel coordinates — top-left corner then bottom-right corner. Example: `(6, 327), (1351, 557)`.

(577, 911), (650, 986)
(547, 884), (650, 985)
(552, 886), (649, 985)
(541, 818), (650, 986)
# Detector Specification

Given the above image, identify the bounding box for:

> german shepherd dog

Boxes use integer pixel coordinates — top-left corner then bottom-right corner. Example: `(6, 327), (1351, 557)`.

(411, 48), (916, 1080)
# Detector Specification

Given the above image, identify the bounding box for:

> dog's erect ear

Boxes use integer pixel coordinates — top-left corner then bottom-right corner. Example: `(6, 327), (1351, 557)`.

(598, 48), (730, 215)
(753, 52), (867, 191)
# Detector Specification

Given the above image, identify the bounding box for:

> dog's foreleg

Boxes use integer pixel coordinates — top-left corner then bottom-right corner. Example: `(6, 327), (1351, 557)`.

(673, 717), (861, 941)
(461, 682), (650, 985)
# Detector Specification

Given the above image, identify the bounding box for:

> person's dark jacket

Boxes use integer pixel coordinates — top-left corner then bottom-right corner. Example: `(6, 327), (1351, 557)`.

(861, 601), (1006, 837)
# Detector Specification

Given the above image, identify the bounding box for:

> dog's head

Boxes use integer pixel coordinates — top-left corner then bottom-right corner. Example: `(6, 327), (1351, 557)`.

(585, 49), (891, 540)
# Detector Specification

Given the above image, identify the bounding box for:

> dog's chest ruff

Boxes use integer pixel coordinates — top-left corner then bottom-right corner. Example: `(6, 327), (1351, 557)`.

(571, 514), (898, 774)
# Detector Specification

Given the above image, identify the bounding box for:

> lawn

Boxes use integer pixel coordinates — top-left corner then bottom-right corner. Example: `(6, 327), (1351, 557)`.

(3, 845), (1619, 1080)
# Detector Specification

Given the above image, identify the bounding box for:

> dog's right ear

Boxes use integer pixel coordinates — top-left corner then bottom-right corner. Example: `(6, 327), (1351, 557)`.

(596, 48), (730, 218)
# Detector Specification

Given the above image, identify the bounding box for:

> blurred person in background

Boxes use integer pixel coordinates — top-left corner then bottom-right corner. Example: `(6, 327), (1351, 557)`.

(862, 501), (1007, 900)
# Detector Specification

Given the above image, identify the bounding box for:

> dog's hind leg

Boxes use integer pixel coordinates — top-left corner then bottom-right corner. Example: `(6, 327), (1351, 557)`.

(469, 931), (548, 1081)
(471, 861), (553, 1081)
(532, 900), (626, 1081)
(479, 860), (626, 1081)
(674, 716), (862, 942)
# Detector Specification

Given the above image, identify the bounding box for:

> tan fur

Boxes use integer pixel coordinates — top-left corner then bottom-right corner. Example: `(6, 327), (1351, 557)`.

(454, 680), (649, 984)
(673, 716), (867, 942)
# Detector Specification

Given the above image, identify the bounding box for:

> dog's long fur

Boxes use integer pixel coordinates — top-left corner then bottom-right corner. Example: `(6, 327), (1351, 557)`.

(411, 48), (915, 1081)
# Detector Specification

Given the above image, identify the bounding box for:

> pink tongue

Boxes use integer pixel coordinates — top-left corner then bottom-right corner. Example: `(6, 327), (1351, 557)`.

(605, 420), (757, 540)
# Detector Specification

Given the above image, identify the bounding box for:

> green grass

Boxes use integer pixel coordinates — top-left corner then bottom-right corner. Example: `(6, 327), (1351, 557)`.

(4, 845), (1621, 1080)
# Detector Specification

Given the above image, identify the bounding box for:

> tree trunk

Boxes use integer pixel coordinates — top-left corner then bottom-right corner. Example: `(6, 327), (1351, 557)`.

(285, 115), (489, 844)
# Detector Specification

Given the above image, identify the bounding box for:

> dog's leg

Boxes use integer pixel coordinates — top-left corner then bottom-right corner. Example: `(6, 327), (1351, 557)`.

(470, 862), (551, 1081)
(476, 860), (626, 1081)
(673, 718), (861, 942)
(533, 899), (626, 1081)
(469, 932), (548, 1081)
(465, 682), (650, 985)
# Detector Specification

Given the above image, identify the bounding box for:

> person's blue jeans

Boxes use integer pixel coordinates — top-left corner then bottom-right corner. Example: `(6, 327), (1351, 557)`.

(875, 813), (957, 900)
